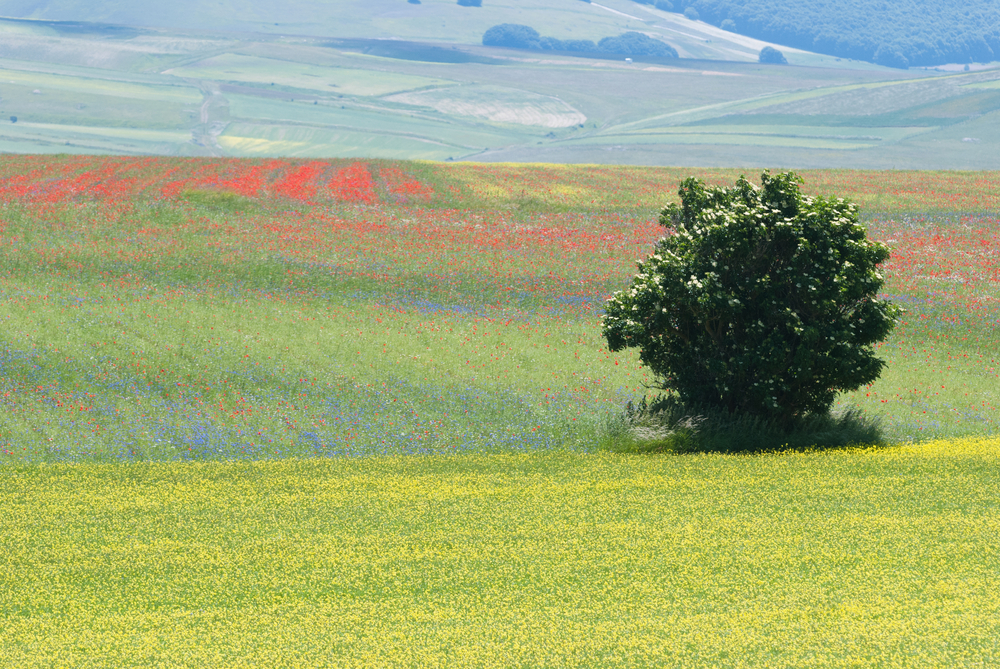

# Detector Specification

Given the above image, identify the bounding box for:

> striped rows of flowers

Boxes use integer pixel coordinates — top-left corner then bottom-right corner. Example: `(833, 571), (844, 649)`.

(0, 156), (433, 206)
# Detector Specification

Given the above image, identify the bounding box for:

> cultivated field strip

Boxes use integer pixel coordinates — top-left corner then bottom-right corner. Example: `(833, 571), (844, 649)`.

(2, 438), (998, 666)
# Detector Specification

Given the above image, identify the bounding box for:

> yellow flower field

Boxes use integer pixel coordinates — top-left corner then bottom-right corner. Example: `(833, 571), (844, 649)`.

(3, 437), (998, 667)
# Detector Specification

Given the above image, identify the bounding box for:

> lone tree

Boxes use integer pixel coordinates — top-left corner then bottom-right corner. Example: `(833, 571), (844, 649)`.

(759, 46), (787, 64)
(602, 171), (900, 423)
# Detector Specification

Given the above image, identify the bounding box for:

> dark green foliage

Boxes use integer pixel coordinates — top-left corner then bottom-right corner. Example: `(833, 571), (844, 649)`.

(606, 395), (886, 453)
(562, 39), (598, 52)
(484, 27), (674, 57)
(539, 36), (564, 50)
(598, 32), (678, 57)
(483, 24), (540, 49)
(759, 46), (787, 64)
(602, 171), (900, 423)
(665, 0), (1000, 67)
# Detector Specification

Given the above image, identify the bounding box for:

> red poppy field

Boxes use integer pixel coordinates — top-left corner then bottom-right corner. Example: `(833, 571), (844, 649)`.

(1, 157), (998, 460)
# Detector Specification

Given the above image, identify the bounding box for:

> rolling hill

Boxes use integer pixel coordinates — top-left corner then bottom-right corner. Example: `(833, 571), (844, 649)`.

(3, 0), (998, 68)
(1, 1), (1000, 167)
(664, 0), (1000, 69)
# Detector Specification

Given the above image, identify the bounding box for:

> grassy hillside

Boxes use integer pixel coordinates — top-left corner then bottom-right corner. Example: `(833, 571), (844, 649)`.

(1, 157), (999, 457)
(0, 0), (800, 53)
(6, 0), (998, 70)
(0, 0), (860, 66)
(2, 4), (1000, 167)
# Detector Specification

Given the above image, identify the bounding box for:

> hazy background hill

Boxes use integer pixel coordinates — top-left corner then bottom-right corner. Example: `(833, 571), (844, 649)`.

(6, 0), (697, 46)
(1, 0), (1000, 168)
(663, 0), (1000, 69)
(3, 0), (998, 69)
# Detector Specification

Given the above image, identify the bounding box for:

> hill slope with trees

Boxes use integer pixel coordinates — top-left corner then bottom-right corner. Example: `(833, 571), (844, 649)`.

(650, 0), (1000, 68)
(482, 23), (678, 57)
(2, 0), (998, 68)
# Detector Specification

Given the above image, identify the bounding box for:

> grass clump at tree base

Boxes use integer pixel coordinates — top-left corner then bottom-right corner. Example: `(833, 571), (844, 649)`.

(603, 393), (887, 454)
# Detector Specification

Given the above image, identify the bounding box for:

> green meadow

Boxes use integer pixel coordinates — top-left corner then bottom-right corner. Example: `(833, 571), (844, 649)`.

(2, 157), (1000, 664)
(1, 1), (999, 664)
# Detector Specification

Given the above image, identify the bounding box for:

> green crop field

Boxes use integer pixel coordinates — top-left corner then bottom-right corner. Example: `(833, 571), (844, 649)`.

(1, 157), (999, 664)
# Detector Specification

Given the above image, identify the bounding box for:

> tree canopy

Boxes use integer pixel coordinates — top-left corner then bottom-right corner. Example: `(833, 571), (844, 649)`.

(482, 24), (543, 49)
(598, 32), (678, 57)
(656, 0), (1000, 68)
(483, 25), (676, 58)
(758, 46), (787, 64)
(602, 171), (900, 422)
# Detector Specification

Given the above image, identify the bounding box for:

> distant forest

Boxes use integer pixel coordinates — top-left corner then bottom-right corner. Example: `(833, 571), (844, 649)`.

(646, 0), (1000, 68)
